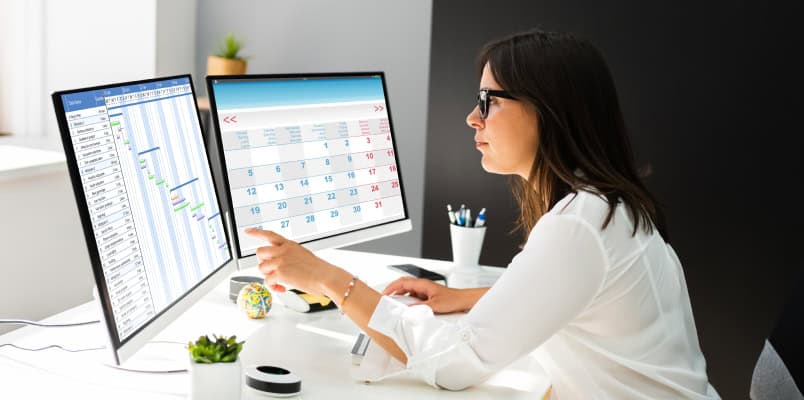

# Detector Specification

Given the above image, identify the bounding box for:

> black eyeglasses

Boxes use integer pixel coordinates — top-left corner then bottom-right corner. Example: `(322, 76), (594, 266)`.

(477, 89), (515, 120)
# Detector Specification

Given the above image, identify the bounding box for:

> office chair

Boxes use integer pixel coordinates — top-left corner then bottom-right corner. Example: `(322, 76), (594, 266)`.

(750, 268), (804, 400)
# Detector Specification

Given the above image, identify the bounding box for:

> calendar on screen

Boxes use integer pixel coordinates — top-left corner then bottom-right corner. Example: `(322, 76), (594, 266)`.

(207, 74), (408, 257)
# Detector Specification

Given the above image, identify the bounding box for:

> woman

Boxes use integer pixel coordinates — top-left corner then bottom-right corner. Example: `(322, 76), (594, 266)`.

(246, 29), (720, 399)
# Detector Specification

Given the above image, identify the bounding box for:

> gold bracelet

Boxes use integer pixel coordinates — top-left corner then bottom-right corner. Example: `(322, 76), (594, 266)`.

(339, 276), (358, 314)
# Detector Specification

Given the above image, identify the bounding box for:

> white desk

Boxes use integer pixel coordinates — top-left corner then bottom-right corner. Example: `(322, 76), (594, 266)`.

(0, 249), (550, 399)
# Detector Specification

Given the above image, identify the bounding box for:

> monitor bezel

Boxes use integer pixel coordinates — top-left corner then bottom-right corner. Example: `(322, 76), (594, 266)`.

(205, 72), (412, 261)
(51, 74), (235, 364)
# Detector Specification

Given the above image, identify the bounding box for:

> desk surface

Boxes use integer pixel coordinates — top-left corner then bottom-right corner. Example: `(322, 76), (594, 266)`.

(0, 249), (549, 399)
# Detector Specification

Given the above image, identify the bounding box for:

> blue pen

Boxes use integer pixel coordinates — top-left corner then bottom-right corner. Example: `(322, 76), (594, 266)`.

(475, 208), (486, 227)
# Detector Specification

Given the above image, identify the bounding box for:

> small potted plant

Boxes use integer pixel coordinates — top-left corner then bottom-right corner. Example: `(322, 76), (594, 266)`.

(207, 33), (249, 75)
(187, 334), (245, 400)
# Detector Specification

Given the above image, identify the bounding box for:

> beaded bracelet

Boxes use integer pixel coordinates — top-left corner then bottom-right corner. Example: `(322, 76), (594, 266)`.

(339, 276), (358, 314)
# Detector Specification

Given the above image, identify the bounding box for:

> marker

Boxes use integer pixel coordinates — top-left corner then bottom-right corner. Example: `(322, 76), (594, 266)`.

(465, 209), (472, 227)
(446, 204), (456, 224)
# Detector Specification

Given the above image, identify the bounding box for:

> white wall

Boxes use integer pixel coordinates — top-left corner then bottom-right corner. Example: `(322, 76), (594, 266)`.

(156, 0), (197, 77)
(0, 167), (94, 335)
(42, 0), (158, 144)
(0, 1), (13, 134)
(195, 0), (432, 258)
(0, 0), (44, 138)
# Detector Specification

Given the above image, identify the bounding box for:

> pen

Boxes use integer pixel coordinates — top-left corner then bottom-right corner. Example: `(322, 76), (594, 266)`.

(446, 204), (456, 224)
(465, 209), (472, 227)
(475, 208), (486, 227)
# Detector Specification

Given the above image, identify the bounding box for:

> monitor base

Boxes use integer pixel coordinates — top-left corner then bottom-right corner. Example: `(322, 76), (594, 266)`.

(104, 341), (188, 373)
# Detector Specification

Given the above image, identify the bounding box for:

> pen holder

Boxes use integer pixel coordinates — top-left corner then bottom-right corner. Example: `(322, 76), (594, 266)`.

(449, 224), (486, 271)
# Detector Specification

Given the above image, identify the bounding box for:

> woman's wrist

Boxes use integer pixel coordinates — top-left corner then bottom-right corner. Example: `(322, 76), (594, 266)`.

(461, 287), (490, 311)
(319, 265), (354, 305)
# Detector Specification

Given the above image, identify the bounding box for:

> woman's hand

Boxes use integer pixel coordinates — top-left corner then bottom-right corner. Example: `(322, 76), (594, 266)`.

(245, 228), (339, 296)
(383, 277), (482, 314)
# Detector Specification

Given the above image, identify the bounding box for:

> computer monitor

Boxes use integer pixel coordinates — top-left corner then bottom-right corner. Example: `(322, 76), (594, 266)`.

(206, 73), (411, 267)
(51, 75), (235, 366)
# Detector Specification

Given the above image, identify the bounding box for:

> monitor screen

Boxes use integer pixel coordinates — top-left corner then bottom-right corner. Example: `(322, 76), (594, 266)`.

(207, 73), (409, 259)
(52, 76), (232, 350)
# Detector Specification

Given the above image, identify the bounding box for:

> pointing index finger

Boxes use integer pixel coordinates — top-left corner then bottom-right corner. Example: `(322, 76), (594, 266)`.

(245, 228), (286, 245)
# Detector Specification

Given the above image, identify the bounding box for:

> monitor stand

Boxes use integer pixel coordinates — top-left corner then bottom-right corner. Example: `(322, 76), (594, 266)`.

(90, 287), (188, 373)
(104, 340), (188, 373)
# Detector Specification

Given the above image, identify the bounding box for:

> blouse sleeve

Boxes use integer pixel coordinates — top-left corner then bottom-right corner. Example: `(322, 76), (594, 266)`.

(361, 213), (609, 390)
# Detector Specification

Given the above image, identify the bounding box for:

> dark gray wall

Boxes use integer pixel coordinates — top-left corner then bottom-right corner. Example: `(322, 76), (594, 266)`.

(423, 1), (804, 398)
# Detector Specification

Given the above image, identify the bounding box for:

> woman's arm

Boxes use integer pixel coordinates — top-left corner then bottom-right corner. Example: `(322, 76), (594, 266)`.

(320, 267), (410, 364)
(245, 228), (410, 363)
(383, 277), (490, 314)
(457, 287), (490, 310)
(245, 227), (493, 365)
(321, 276), (492, 364)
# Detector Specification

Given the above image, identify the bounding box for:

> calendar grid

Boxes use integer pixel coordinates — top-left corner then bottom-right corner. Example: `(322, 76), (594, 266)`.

(220, 123), (390, 153)
(210, 74), (408, 254)
(240, 194), (403, 228)
(230, 162), (396, 191)
(232, 175), (398, 209)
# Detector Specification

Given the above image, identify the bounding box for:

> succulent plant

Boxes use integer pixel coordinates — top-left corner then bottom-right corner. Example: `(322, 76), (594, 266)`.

(215, 33), (246, 60)
(187, 334), (244, 363)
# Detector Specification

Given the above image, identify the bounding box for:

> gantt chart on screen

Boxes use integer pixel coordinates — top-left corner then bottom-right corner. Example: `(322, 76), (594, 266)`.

(61, 78), (228, 341)
(210, 76), (406, 256)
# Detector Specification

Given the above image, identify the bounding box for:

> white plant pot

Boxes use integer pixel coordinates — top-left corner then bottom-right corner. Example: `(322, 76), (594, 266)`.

(189, 358), (242, 400)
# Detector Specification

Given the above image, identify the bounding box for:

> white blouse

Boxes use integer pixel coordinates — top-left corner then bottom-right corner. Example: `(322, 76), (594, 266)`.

(360, 191), (720, 399)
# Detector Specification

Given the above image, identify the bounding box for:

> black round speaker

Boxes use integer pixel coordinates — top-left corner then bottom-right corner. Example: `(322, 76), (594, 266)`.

(244, 364), (302, 397)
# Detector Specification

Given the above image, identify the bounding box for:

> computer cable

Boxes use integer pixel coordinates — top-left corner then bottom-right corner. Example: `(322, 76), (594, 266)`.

(0, 340), (185, 353)
(0, 318), (100, 327)
(0, 340), (189, 373)
(0, 343), (105, 352)
(0, 319), (102, 353)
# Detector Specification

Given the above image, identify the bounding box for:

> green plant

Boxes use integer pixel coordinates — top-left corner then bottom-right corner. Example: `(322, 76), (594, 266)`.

(187, 334), (244, 363)
(215, 33), (246, 60)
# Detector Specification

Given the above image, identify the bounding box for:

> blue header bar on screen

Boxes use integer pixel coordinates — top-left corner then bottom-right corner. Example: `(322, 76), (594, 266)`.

(210, 76), (385, 110)
(60, 77), (191, 112)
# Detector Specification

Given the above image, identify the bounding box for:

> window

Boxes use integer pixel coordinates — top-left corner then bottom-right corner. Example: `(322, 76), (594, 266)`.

(0, 0), (191, 151)
(0, 0), (46, 143)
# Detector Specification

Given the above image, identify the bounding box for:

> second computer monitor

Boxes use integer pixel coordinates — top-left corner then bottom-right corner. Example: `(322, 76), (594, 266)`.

(51, 75), (234, 365)
(206, 73), (410, 261)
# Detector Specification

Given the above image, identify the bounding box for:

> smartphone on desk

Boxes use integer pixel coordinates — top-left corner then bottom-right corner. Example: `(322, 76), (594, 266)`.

(388, 263), (447, 282)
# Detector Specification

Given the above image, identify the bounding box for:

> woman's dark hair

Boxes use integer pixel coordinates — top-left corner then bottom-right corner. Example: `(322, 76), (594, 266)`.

(478, 29), (669, 242)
